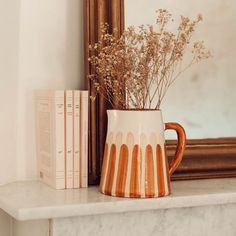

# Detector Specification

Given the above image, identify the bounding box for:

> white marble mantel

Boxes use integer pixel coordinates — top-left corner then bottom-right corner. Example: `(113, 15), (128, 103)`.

(1, 178), (236, 235)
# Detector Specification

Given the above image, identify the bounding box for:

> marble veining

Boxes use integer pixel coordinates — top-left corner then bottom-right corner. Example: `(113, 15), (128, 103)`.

(0, 178), (236, 220)
(51, 204), (236, 236)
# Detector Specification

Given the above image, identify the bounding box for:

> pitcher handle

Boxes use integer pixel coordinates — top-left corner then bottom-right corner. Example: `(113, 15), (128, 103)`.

(165, 122), (186, 176)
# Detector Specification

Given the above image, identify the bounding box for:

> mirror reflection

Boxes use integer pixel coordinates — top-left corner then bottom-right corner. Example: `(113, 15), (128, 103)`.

(125, 0), (236, 139)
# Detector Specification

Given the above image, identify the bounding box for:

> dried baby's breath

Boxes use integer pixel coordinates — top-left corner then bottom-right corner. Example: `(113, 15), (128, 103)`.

(88, 9), (211, 109)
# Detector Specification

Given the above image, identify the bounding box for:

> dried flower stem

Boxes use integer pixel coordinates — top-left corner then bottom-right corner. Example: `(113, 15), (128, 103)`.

(88, 10), (211, 110)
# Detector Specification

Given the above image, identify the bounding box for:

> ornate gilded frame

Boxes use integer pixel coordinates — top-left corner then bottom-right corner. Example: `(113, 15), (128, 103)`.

(84, 0), (236, 185)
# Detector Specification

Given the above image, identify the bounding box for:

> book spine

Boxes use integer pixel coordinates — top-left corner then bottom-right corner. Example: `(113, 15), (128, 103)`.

(73, 91), (80, 188)
(65, 90), (73, 189)
(54, 91), (66, 189)
(80, 91), (88, 188)
(35, 92), (54, 188)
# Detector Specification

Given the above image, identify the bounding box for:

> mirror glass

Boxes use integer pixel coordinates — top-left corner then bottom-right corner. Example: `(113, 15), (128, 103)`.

(125, 0), (236, 139)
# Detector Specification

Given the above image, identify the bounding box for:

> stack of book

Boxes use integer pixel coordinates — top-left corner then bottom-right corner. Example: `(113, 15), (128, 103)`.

(35, 90), (88, 189)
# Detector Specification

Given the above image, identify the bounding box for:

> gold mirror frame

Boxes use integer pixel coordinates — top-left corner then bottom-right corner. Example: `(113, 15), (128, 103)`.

(84, 0), (236, 185)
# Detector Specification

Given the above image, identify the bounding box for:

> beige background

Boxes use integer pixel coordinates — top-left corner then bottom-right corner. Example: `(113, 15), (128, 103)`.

(0, 209), (49, 236)
(0, 0), (84, 233)
(125, 0), (236, 139)
(0, 1), (235, 233)
(0, 0), (84, 186)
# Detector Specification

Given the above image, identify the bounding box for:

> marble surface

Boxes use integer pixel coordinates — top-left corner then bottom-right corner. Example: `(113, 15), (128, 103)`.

(1, 178), (236, 220)
(51, 204), (236, 236)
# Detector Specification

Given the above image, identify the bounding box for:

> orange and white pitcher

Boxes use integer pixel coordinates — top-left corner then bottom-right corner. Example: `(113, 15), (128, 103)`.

(100, 110), (186, 198)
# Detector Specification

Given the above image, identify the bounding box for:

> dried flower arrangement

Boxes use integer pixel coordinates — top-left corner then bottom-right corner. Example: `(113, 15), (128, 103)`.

(88, 9), (211, 110)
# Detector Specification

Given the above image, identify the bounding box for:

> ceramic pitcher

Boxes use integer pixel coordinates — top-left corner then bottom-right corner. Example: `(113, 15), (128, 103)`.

(100, 110), (186, 198)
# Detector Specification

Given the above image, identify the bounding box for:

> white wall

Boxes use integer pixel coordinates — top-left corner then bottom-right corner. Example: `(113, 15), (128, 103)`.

(0, 0), (84, 185)
(0, 209), (49, 236)
(0, 210), (12, 236)
(0, 0), (20, 185)
(13, 219), (49, 236)
(125, 0), (236, 139)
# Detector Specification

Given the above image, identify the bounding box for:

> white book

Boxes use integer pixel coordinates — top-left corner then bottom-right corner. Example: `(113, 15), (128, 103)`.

(35, 90), (65, 189)
(80, 91), (88, 188)
(73, 91), (80, 188)
(65, 90), (73, 189)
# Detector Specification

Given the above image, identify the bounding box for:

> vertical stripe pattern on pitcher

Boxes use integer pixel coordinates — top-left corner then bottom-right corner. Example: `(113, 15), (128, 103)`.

(100, 132), (170, 198)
